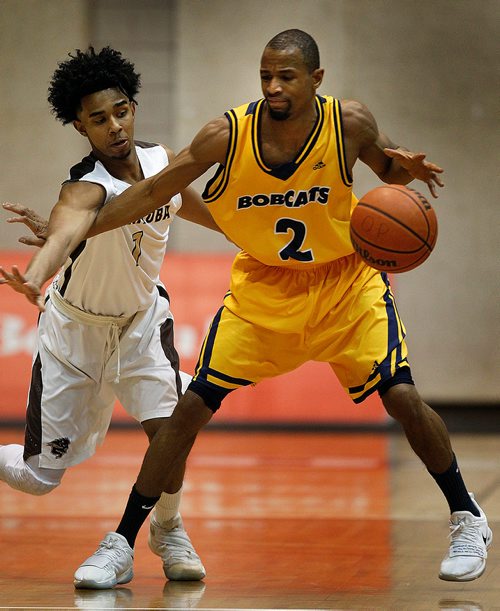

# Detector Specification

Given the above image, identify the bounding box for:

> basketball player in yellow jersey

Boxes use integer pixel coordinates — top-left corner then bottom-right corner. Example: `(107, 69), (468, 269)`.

(20, 29), (488, 585)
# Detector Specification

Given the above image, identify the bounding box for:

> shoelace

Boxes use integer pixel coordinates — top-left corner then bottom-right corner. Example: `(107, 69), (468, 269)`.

(96, 538), (127, 560)
(448, 519), (485, 555)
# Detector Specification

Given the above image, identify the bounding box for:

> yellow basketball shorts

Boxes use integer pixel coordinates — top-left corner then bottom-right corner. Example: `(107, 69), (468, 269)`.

(190, 252), (410, 409)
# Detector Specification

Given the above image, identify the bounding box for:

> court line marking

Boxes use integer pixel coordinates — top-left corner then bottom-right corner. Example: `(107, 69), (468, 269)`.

(0, 608), (338, 611)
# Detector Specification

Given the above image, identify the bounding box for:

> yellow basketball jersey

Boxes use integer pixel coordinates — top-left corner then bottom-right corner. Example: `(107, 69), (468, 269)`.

(203, 95), (357, 267)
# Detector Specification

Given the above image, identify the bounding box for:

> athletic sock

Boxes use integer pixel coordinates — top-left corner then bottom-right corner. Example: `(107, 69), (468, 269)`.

(428, 454), (480, 516)
(116, 485), (160, 548)
(154, 488), (182, 524)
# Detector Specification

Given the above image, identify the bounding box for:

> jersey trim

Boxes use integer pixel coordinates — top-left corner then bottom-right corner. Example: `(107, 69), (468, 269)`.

(202, 111), (238, 203)
(333, 99), (353, 186)
(66, 153), (98, 182)
(135, 140), (159, 149)
(193, 306), (253, 389)
(252, 97), (325, 181)
(349, 273), (407, 402)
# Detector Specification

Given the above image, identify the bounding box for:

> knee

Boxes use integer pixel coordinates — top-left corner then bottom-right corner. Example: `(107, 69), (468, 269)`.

(169, 391), (213, 441)
(142, 417), (168, 442)
(381, 383), (426, 423)
(24, 457), (65, 495)
(1, 447), (64, 495)
(15, 470), (62, 496)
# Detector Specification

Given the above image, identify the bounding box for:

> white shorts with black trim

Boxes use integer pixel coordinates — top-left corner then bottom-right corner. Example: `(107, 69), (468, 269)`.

(24, 286), (188, 469)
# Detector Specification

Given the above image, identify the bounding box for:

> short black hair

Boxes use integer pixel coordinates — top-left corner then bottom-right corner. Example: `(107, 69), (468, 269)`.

(265, 29), (320, 72)
(48, 46), (141, 124)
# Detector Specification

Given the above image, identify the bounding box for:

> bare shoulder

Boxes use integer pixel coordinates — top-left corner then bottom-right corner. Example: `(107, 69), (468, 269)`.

(196, 115), (231, 139)
(340, 98), (377, 137)
(59, 179), (106, 209)
(190, 115), (231, 165)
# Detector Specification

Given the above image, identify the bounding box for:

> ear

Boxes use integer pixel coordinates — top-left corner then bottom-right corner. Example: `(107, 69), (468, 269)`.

(130, 101), (136, 116)
(73, 120), (87, 137)
(312, 68), (324, 90)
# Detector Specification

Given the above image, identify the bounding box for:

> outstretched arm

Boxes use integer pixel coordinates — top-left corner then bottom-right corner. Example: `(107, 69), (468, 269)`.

(0, 181), (105, 310)
(88, 116), (230, 237)
(2, 185), (223, 242)
(342, 100), (444, 197)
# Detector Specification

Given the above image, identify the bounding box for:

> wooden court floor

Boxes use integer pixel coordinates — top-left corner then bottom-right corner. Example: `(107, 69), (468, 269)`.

(0, 427), (498, 611)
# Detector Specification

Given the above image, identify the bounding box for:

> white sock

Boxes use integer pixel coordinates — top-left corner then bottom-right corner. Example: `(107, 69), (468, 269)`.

(154, 487), (182, 524)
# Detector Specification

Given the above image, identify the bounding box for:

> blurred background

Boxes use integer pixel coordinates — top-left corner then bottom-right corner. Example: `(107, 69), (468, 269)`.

(0, 0), (499, 427)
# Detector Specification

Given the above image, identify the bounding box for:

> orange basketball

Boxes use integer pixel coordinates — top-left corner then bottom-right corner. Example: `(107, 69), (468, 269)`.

(350, 185), (438, 273)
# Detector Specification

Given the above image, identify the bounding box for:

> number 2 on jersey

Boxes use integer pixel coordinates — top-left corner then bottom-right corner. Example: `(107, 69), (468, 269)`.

(131, 230), (144, 266)
(275, 218), (313, 262)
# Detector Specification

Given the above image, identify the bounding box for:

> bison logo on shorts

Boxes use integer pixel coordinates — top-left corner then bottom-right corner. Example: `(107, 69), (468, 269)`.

(47, 437), (70, 458)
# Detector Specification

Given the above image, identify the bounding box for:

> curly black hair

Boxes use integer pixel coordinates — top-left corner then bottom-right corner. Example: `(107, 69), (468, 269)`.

(48, 46), (141, 124)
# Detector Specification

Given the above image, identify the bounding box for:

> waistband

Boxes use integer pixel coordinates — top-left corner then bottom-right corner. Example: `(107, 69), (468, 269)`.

(49, 287), (133, 328)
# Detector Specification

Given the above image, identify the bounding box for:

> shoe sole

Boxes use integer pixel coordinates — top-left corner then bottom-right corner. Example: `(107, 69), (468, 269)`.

(439, 562), (486, 582)
(74, 567), (134, 590)
(164, 564), (206, 581)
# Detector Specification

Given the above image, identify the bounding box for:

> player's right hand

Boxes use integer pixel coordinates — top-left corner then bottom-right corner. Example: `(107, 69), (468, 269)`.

(2, 202), (48, 247)
(0, 265), (45, 311)
(383, 148), (444, 198)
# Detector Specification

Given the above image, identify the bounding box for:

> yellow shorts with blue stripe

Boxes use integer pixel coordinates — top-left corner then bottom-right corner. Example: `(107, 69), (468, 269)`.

(190, 251), (410, 409)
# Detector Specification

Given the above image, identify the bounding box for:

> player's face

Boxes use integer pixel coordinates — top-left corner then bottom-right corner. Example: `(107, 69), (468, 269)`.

(260, 47), (323, 121)
(73, 88), (136, 159)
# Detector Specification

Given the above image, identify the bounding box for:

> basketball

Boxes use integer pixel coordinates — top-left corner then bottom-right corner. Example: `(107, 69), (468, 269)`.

(350, 185), (438, 273)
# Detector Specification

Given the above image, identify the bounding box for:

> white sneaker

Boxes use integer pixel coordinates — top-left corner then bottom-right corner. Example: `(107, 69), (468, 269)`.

(149, 512), (206, 581)
(439, 494), (492, 582)
(74, 532), (134, 589)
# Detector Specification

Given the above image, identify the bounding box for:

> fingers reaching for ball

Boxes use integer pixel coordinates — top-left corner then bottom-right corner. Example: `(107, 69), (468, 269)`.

(384, 148), (444, 198)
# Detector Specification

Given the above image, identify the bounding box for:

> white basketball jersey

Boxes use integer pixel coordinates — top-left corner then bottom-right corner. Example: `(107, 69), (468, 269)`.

(55, 141), (181, 317)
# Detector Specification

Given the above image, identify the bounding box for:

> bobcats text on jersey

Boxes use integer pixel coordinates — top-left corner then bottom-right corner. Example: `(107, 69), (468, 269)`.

(237, 187), (330, 209)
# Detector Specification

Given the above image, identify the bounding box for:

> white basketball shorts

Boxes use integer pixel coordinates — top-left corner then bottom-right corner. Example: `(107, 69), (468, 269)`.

(23, 286), (188, 469)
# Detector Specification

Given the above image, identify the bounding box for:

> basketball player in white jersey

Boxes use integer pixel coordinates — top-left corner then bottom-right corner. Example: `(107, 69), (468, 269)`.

(0, 47), (220, 588)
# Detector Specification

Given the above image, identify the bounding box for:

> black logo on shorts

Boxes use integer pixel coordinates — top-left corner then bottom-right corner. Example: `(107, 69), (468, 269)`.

(47, 437), (70, 458)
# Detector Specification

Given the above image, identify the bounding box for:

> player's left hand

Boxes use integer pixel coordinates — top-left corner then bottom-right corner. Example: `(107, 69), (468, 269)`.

(384, 148), (444, 198)
(0, 265), (45, 311)
(2, 202), (48, 247)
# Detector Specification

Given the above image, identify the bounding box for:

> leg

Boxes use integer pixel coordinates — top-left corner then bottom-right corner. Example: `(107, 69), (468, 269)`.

(1, 301), (113, 495)
(381, 382), (453, 473)
(0, 444), (65, 495)
(74, 393), (212, 589)
(75, 296), (297, 589)
(141, 416), (206, 581)
(382, 382), (492, 581)
(141, 417), (185, 493)
(136, 391), (213, 497)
